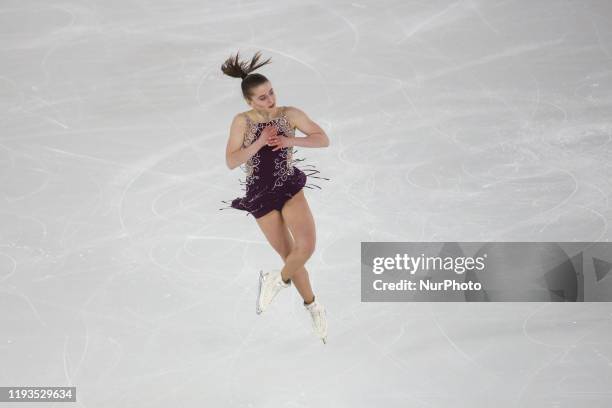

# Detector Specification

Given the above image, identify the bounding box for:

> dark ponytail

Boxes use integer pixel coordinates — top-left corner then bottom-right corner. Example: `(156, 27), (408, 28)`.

(221, 50), (272, 101)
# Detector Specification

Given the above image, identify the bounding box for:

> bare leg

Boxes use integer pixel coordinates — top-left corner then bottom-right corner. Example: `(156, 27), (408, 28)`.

(280, 190), (316, 303)
(289, 265), (315, 304)
(254, 199), (315, 303)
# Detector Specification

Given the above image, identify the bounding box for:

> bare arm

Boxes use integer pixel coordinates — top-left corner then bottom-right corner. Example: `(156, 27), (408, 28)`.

(225, 114), (264, 170)
(286, 106), (330, 148)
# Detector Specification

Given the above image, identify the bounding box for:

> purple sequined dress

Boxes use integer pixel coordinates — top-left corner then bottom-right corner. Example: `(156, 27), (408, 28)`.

(219, 106), (329, 219)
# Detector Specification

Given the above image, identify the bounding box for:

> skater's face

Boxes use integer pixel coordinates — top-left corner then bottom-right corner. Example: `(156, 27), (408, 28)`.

(247, 82), (276, 111)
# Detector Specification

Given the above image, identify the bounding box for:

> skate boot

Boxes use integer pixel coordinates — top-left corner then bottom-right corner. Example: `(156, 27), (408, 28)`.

(304, 296), (328, 344)
(256, 269), (291, 314)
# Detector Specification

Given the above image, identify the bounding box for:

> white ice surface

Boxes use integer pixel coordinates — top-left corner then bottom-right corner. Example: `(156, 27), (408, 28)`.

(1, 0), (612, 407)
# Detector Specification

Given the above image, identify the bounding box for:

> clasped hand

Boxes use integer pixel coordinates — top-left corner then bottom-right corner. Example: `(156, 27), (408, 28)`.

(259, 125), (291, 151)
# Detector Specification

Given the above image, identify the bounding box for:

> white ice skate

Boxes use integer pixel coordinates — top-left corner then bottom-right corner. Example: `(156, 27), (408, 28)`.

(304, 297), (328, 344)
(256, 269), (291, 314)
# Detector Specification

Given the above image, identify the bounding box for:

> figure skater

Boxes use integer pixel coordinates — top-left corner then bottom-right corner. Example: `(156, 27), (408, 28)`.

(219, 51), (331, 343)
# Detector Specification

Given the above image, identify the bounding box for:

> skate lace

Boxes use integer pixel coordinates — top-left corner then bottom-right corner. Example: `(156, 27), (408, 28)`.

(264, 274), (284, 301)
(309, 305), (327, 333)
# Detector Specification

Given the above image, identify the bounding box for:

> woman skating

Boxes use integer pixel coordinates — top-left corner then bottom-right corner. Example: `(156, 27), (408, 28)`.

(219, 51), (330, 343)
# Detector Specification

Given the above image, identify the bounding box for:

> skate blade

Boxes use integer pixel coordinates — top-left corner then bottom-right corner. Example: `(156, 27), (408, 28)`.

(322, 337), (327, 344)
(256, 270), (265, 315)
